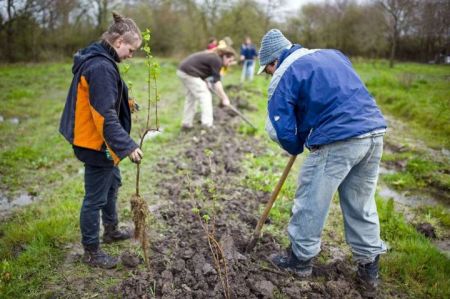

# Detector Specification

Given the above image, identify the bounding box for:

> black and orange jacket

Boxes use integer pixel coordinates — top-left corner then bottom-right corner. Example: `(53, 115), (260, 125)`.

(59, 41), (138, 166)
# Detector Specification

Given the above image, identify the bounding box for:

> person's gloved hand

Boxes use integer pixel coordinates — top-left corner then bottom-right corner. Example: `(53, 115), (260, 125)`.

(129, 148), (143, 163)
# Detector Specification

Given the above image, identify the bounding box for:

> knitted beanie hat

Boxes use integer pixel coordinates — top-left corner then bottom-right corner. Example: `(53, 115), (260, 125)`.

(257, 29), (292, 74)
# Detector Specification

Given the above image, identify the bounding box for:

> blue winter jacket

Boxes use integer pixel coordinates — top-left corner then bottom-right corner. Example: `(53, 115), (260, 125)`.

(240, 44), (258, 60)
(266, 45), (386, 155)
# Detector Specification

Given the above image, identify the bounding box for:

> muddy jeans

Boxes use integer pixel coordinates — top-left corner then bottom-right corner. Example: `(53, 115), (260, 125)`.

(177, 70), (213, 127)
(80, 164), (121, 248)
(289, 135), (387, 264)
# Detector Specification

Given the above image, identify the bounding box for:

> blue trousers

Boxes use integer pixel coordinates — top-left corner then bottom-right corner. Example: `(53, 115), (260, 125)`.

(80, 164), (121, 247)
(241, 60), (255, 82)
(289, 135), (387, 264)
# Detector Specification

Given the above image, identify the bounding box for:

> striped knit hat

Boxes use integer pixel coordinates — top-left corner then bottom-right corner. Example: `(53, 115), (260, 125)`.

(257, 29), (292, 75)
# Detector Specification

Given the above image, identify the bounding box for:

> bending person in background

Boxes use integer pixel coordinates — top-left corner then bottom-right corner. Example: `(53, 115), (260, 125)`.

(59, 12), (143, 269)
(177, 44), (236, 130)
(258, 29), (387, 296)
(240, 36), (258, 82)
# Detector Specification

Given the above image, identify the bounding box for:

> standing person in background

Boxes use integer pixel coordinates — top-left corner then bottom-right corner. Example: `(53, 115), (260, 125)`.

(59, 12), (143, 269)
(207, 37), (218, 50)
(240, 36), (258, 82)
(177, 43), (236, 130)
(258, 29), (387, 297)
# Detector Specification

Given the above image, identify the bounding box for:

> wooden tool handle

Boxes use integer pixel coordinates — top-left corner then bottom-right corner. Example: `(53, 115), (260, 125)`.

(246, 155), (297, 251)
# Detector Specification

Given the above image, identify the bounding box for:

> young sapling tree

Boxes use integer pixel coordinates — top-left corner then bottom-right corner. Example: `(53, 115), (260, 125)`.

(130, 28), (161, 271)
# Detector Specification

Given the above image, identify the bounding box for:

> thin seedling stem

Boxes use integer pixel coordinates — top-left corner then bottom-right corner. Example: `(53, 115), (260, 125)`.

(146, 62), (152, 131)
(130, 28), (160, 272)
(153, 76), (159, 130)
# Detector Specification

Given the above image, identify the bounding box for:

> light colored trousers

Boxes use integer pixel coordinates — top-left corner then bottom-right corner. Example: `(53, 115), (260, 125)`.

(241, 60), (255, 82)
(177, 70), (213, 127)
(289, 135), (387, 264)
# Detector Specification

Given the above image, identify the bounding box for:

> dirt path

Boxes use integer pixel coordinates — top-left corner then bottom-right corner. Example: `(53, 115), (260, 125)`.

(113, 108), (386, 299)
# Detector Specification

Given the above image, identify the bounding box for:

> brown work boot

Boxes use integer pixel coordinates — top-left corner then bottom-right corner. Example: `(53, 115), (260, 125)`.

(103, 224), (132, 244)
(82, 245), (118, 269)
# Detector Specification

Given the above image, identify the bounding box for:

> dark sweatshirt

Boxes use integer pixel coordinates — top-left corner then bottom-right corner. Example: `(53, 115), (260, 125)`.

(179, 51), (223, 82)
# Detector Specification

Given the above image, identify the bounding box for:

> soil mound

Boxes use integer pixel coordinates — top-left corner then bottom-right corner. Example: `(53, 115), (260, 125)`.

(117, 108), (365, 298)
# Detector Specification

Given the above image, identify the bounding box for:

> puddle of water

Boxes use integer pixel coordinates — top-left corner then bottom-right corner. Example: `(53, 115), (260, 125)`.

(378, 185), (443, 208)
(9, 117), (19, 125)
(379, 166), (396, 175)
(378, 183), (450, 258)
(0, 192), (35, 219)
(434, 239), (450, 259)
(144, 128), (164, 142)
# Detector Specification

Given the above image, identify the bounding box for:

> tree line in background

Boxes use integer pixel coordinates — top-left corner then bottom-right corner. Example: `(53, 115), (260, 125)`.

(1, 0), (449, 65)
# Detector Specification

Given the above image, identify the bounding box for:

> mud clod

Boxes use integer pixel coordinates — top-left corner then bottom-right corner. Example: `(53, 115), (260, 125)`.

(253, 280), (275, 297)
(121, 251), (141, 268)
(415, 222), (437, 238)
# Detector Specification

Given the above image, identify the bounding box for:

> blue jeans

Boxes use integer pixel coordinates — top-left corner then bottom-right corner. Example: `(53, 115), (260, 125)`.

(241, 60), (255, 82)
(289, 135), (387, 263)
(80, 164), (121, 247)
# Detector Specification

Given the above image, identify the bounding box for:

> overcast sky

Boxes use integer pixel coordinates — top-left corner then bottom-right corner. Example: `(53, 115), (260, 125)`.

(279, 0), (326, 17)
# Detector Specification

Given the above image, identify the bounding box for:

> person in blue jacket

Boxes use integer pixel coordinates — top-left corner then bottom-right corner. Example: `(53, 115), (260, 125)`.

(60, 12), (143, 269)
(240, 36), (258, 82)
(258, 29), (387, 294)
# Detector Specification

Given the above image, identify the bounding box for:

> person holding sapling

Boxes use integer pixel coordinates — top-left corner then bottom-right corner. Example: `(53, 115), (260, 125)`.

(59, 12), (143, 269)
(258, 29), (387, 296)
(177, 42), (236, 130)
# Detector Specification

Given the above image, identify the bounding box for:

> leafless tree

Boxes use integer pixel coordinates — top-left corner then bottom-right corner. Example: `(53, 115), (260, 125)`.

(378, 0), (417, 67)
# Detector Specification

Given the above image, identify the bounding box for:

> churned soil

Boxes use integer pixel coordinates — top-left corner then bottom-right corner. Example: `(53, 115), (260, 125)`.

(116, 107), (372, 299)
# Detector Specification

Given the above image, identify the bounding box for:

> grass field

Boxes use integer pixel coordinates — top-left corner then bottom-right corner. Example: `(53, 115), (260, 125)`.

(355, 59), (450, 149)
(0, 58), (449, 297)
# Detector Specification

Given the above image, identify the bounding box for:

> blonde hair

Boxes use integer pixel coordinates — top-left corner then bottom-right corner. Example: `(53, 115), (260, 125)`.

(213, 40), (236, 57)
(101, 12), (142, 44)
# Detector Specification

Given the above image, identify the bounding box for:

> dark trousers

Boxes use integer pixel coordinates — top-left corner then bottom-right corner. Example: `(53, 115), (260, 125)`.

(80, 164), (121, 248)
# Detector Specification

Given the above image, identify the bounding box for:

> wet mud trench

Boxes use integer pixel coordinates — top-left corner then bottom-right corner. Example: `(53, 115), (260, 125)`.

(117, 107), (370, 298)
(379, 141), (450, 257)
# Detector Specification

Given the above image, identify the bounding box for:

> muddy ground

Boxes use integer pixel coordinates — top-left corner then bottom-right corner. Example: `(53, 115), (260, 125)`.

(112, 107), (389, 299)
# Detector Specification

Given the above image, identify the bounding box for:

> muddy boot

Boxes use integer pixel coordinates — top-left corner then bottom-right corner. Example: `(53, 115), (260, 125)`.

(82, 245), (118, 269)
(103, 224), (132, 244)
(271, 250), (313, 278)
(357, 255), (379, 298)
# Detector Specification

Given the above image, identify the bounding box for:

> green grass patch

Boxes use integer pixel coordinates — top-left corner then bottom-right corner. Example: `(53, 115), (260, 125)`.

(0, 178), (83, 297)
(414, 205), (450, 230)
(0, 63), (74, 196)
(381, 150), (450, 202)
(379, 198), (450, 297)
(354, 60), (450, 148)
